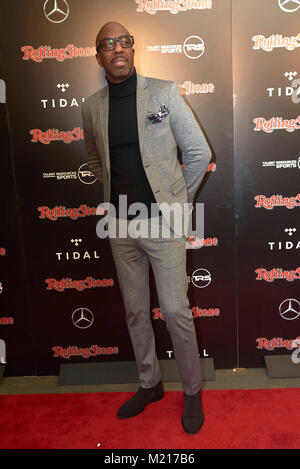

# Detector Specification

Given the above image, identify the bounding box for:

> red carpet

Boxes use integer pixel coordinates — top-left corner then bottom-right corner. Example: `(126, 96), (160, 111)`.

(0, 388), (299, 449)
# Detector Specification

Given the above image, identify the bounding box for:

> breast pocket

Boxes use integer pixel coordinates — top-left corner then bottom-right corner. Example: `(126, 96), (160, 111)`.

(147, 118), (170, 137)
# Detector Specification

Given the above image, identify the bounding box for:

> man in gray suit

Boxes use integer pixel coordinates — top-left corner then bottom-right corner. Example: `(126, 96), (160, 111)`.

(81, 21), (211, 434)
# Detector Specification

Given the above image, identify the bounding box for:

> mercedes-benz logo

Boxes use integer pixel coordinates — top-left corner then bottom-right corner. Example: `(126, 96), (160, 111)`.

(191, 268), (211, 288)
(279, 298), (300, 320)
(183, 36), (205, 59)
(72, 307), (94, 329)
(44, 0), (69, 23)
(278, 0), (300, 13)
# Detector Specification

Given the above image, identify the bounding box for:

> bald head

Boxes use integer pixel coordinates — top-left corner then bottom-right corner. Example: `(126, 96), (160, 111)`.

(95, 22), (130, 47)
(94, 21), (135, 84)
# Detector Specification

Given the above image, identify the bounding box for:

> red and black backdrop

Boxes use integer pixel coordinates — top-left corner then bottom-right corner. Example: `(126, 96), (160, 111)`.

(0, 0), (299, 376)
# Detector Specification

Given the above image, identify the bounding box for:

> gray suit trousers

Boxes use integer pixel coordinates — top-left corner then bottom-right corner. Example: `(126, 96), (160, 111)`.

(108, 215), (202, 396)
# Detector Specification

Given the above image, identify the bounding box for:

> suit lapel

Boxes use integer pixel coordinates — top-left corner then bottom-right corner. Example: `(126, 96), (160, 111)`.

(136, 74), (149, 157)
(99, 86), (110, 174)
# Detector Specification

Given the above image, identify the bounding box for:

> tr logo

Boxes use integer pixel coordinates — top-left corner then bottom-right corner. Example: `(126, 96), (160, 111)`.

(191, 268), (211, 288)
(43, 0), (69, 23)
(278, 0), (300, 13)
(183, 36), (205, 59)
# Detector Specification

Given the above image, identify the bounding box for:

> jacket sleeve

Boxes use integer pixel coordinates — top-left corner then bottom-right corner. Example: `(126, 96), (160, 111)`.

(81, 100), (103, 184)
(169, 82), (211, 203)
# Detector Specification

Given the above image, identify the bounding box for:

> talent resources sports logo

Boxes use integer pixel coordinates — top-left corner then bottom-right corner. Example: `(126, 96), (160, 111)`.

(254, 194), (300, 209)
(262, 156), (300, 170)
(255, 267), (300, 282)
(52, 345), (119, 359)
(43, 163), (97, 184)
(253, 115), (300, 133)
(147, 36), (205, 59)
(135, 0), (212, 14)
(45, 277), (114, 292)
(30, 127), (83, 144)
(21, 44), (96, 63)
(252, 33), (300, 52)
(38, 205), (103, 221)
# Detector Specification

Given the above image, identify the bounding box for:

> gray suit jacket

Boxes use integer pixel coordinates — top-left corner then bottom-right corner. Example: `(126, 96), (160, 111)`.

(81, 73), (211, 232)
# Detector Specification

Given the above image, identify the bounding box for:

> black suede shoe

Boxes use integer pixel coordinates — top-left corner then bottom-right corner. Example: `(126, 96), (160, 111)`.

(181, 391), (205, 434)
(117, 380), (164, 419)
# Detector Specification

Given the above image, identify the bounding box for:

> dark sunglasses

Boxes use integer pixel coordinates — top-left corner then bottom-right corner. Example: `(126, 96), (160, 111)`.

(96, 35), (134, 53)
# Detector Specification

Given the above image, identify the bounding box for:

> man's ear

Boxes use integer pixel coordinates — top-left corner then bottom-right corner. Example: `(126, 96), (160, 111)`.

(95, 53), (103, 68)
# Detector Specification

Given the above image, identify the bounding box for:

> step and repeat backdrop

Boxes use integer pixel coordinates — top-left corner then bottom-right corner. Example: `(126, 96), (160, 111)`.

(0, 0), (299, 376)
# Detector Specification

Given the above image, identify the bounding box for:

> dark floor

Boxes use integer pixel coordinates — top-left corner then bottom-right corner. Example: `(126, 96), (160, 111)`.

(1, 368), (300, 395)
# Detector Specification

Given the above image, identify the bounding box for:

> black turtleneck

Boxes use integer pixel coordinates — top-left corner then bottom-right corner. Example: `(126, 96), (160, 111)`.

(107, 68), (159, 220)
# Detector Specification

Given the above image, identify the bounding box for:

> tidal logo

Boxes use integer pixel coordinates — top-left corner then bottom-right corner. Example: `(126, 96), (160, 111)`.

(268, 228), (299, 251)
(267, 71), (300, 104)
(56, 238), (101, 261)
(41, 82), (85, 110)
(166, 349), (209, 358)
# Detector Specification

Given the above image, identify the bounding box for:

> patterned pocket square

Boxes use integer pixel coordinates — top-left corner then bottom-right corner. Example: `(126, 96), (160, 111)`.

(147, 105), (170, 124)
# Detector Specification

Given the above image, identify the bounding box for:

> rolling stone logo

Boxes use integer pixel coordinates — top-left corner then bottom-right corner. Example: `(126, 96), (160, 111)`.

(256, 337), (300, 351)
(252, 33), (300, 52)
(253, 115), (300, 133)
(52, 345), (119, 359)
(179, 81), (215, 96)
(255, 267), (300, 282)
(38, 204), (103, 221)
(21, 44), (96, 63)
(0, 317), (14, 325)
(135, 0), (212, 14)
(45, 277), (114, 292)
(30, 127), (83, 144)
(152, 306), (220, 319)
(254, 193), (300, 209)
